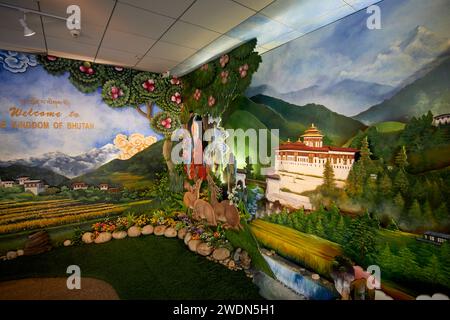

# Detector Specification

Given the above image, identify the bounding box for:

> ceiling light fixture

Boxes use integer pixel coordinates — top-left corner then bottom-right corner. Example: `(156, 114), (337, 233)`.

(19, 13), (36, 37)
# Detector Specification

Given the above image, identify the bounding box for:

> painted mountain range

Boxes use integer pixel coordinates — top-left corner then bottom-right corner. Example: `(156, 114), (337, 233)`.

(249, 22), (450, 117)
(0, 144), (120, 178)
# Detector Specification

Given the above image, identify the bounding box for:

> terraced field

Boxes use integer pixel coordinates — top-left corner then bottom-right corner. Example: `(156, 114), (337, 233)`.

(250, 219), (342, 277)
(0, 199), (150, 234)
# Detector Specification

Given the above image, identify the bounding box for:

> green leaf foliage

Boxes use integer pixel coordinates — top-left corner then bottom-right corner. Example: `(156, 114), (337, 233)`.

(38, 55), (71, 75)
(69, 61), (105, 93)
(101, 80), (131, 107)
(150, 111), (181, 136)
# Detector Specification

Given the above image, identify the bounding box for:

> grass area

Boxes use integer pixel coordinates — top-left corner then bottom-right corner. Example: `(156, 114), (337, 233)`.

(250, 220), (342, 278)
(0, 235), (262, 300)
(374, 121), (406, 133)
(225, 220), (274, 278)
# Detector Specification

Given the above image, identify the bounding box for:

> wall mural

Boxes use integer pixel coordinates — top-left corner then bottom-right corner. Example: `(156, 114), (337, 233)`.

(0, 0), (449, 301)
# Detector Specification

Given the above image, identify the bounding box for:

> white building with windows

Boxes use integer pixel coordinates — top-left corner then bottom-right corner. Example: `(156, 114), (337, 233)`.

(23, 180), (45, 195)
(266, 124), (358, 209)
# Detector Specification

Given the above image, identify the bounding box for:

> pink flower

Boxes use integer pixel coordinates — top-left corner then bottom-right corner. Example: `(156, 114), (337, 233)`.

(193, 89), (202, 101)
(114, 66), (124, 71)
(220, 54), (229, 68)
(110, 86), (124, 100)
(208, 96), (216, 107)
(161, 117), (172, 129)
(200, 64), (209, 71)
(220, 71), (229, 84)
(142, 79), (155, 92)
(170, 77), (180, 85)
(239, 64), (249, 78)
(171, 92), (182, 104)
(47, 55), (57, 61)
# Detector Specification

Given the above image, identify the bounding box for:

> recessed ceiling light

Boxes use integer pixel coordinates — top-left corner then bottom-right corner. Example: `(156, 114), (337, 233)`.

(19, 14), (36, 37)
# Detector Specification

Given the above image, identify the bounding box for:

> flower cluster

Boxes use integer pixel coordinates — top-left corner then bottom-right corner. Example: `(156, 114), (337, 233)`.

(238, 64), (249, 78)
(134, 214), (151, 227)
(228, 185), (243, 206)
(110, 86), (124, 100)
(160, 116), (172, 129)
(219, 54), (229, 68)
(142, 79), (155, 92)
(115, 217), (129, 231)
(208, 95), (216, 107)
(79, 61), (95, 75)
(170, 77), (180, 85)
(220, 70), (229, 84)
(193, 89), (202, 101)
(114, 133), (157, 160)
(92, 220), (116, 233)
(170, 92), (182, 105)
(200, 64), (209, 71)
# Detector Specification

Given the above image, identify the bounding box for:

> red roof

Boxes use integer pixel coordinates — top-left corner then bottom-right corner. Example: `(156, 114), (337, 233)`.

(277, 141), (358, 153)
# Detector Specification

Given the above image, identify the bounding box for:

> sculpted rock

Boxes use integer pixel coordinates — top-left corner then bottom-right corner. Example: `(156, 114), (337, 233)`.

(82, 232), (94, 244)
(240, 250), (251, 269)
(178, 227), (188, 239)
(127, 226), (141, 237)
(154, 225), (167, 236)
(6, 251), (17, 260)
(63, 240), (72, 247)
(94, 232), (112, 244)
(212, 247), (231, 261)
(233, 248), (242, 262)
(112, 230), (127, 240)
(188, 239), (202, 252)
(184, 232), (192, 245)
(164, 227), (177, 238)
(197, 242), (213, 256)
(141, 225), (154, 235)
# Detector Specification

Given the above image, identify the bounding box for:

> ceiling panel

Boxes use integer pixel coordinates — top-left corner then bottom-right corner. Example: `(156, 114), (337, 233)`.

(42, 18), (104, 46)
(146, 41), (196, 62)
(108, 2), (175, 39)
(46, 36), (97, 61)
(0, 7), (45, 52)
(118, 0), (195, 18)
(101, 29), (156, 56)
(233, 0), (275, 11)
(180, 0), (255, 33)
(161, 21), (221, 50)
(0, 0), (39, 10)
(39, 0), (115, 27)
(136, 55), (178, 73)
(96, 47), (140, 67)
(0, 28), (46, 53)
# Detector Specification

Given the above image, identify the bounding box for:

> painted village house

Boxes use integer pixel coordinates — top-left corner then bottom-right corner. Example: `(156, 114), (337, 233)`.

(0, 179), (15, 188)
(23, 180), (45, 195)
(99, 183), (109, 191)
(72, 182), (88, 190)
(17, 176), (30, 185)
(266, 124), (358, 210)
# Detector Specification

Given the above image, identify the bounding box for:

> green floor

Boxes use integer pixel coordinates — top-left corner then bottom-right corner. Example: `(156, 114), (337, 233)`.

(0, 235), (262, 300)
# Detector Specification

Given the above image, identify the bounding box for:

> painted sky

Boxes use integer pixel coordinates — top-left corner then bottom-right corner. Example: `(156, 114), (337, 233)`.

(0, 58), (158, 161)
(250, 0), (450, 115)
